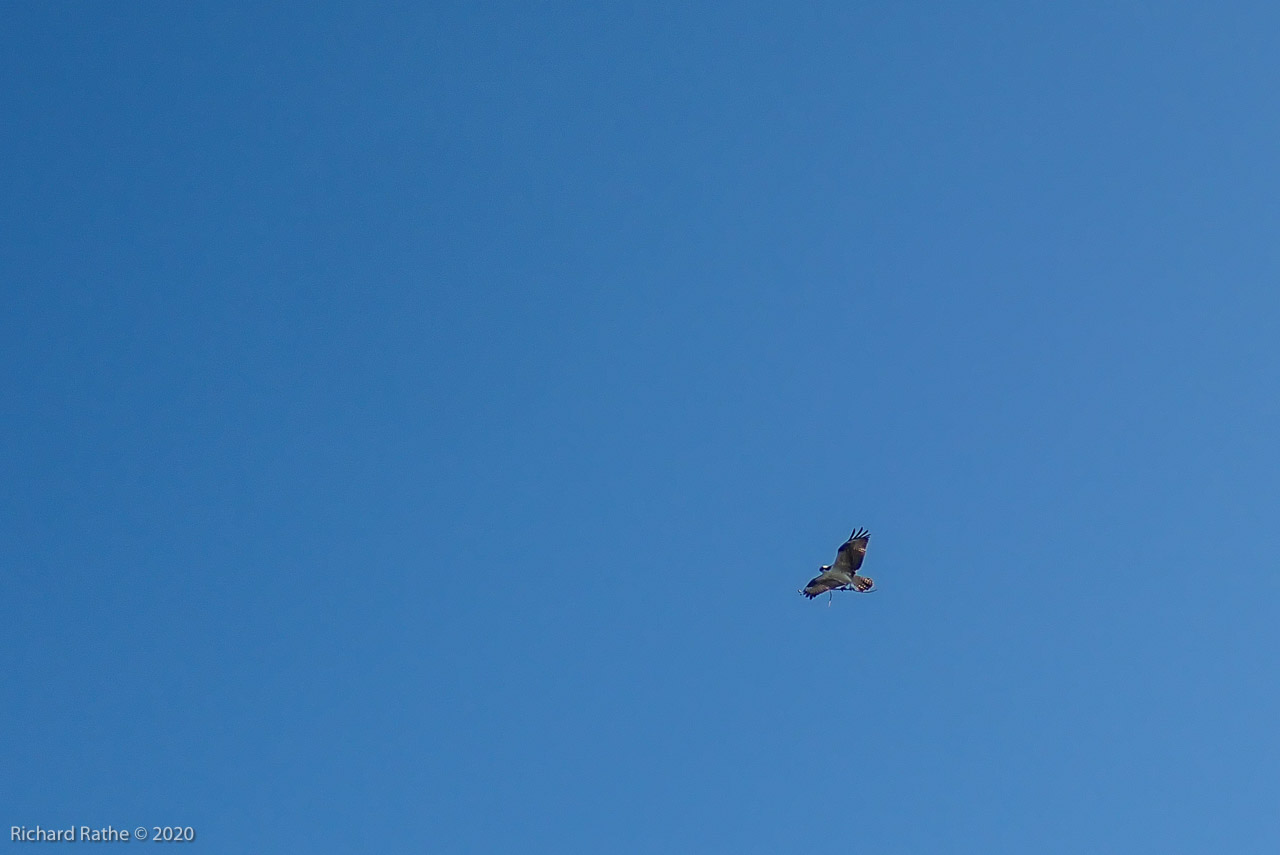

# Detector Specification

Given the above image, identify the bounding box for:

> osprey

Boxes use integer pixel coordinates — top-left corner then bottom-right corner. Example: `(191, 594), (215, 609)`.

(800, 527), (876, 601)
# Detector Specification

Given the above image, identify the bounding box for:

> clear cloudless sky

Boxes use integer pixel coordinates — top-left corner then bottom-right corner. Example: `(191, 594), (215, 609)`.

(3, 2), (1279, 852)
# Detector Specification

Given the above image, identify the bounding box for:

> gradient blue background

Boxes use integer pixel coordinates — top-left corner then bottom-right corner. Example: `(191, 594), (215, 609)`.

(4, 3), (1278, 852)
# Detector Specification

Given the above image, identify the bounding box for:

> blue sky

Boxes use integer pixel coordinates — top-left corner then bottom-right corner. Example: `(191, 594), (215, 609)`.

(3, 2), (1279, 852)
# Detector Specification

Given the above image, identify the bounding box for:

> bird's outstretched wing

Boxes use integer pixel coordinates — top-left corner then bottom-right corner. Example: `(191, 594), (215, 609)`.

(831, 527), (870, 575)
(801, 570), (849, 599)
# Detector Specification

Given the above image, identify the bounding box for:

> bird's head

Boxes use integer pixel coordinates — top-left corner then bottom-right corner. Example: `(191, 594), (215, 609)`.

(818, 564), (832, 573)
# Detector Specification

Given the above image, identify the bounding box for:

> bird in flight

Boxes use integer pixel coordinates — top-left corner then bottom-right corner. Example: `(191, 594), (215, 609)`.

(800, 527), (876, 603)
